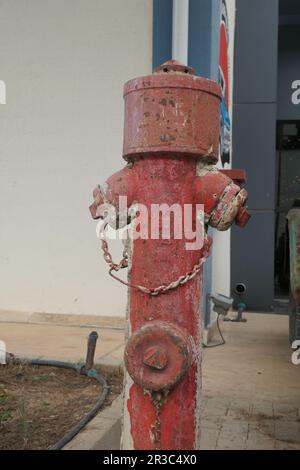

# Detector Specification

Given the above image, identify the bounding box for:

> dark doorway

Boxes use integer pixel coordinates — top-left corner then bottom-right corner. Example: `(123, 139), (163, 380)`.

(275, 121), (300, 297)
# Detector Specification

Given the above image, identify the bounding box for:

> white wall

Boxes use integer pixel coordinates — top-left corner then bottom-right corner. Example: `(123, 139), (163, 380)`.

(0, 0), (152, 316)
(212, 0), (236, 298)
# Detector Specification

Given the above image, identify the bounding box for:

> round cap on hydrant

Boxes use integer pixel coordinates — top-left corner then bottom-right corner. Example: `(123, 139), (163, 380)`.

(154, 59), (195, 75)
(123, 60), (222, 162)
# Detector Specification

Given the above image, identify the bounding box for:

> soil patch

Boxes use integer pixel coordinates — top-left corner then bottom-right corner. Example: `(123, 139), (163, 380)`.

(0, 363), (122, 450)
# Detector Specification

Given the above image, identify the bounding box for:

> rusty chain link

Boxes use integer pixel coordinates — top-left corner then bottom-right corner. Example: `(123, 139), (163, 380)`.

(99, 222), (210, 296)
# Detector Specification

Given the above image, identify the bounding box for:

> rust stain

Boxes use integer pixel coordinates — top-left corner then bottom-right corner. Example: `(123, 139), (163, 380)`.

(160, 134), (176, 143)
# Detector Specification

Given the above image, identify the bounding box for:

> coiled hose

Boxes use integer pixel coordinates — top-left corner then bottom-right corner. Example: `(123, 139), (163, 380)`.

(6, 332), (109, 450)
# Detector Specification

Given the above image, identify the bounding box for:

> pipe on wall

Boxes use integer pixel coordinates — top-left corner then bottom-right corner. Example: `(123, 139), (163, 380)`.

(172, 0), (189, 64)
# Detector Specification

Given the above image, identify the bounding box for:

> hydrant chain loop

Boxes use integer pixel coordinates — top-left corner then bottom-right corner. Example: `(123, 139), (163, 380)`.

(99, 223), (210, 296)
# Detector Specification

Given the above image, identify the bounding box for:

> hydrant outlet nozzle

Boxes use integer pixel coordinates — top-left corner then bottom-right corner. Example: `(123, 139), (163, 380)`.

(236, 206), (251, 228)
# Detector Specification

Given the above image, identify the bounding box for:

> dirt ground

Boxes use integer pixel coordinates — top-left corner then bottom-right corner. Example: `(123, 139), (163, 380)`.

(0, 363), (122, 450)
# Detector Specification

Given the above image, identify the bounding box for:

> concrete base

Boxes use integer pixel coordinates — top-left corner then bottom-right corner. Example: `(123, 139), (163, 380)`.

(63, 396), (122, 450)
(202, 321), (217, 346)
(202, 318), (219, 346)
(0, 309), (125, 330)
(0, 319), (125, 369)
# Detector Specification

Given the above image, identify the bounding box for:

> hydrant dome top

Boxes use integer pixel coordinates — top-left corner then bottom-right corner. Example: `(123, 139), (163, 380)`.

(123, 60), (221, 98)
(123, 60), (222, 162)
(153, 59), (195, 75)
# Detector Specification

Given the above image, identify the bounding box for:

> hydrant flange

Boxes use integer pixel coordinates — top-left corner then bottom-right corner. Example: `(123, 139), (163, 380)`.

(124, 321), (192, 392)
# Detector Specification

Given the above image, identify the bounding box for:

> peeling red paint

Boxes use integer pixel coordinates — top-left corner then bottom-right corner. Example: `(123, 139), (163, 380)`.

(123, 61), (222, 163)
(124, 321), (192, 392)
(89, 61), (250, 450)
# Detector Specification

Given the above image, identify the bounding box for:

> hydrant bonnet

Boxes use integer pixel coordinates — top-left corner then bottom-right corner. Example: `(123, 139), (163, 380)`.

(123, 60), (222, 162)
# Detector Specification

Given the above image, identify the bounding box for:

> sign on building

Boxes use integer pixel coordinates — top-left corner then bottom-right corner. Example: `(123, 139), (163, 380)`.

(219, 0), (235, 168)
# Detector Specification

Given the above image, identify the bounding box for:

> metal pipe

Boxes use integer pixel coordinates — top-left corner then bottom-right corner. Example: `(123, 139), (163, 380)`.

(172, 0), (189, 64)
(85, 331), (98, 371)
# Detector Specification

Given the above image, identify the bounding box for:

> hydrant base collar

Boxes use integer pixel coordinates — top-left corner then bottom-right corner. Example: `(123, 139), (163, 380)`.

(123, 74), (222, 98)
(123, 148), (219, 163)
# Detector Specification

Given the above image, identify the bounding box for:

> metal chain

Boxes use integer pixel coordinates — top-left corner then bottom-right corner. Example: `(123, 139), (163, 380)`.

(99, 223), (210, 297)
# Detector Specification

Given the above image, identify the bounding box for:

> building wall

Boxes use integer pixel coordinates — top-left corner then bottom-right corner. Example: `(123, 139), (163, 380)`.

(152, 0), (223, 327)
(188, 0), (221, 81)
(0, 0), (152, 317)
(231, 0), (279, 311)
(153, 0), (237, 317)
(212, 0), (236, 300)
(277, 25), (300, 121)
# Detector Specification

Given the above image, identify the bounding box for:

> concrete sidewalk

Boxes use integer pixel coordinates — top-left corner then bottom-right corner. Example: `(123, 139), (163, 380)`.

(201, 312), (300, 449)
(1, 312), (300, 449)
(0, 320), (124, 368)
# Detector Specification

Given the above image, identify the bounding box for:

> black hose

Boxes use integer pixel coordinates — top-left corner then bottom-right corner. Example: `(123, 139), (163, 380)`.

(6, 355), (109, 450)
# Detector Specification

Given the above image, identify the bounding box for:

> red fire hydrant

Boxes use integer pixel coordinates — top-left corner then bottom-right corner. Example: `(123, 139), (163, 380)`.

(90, 61), (250, 450)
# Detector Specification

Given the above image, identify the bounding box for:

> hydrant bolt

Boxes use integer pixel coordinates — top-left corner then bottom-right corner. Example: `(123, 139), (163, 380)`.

(143, 346), (168, 371)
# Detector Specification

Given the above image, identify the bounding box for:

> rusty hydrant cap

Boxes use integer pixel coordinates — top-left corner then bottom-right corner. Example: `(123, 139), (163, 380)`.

(153, 59), (195, 75)
(123, 60), (222, 162)
(124, 321), (192, 392)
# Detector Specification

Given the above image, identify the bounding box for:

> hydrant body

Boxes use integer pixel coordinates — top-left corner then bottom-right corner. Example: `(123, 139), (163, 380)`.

(90, 61), (250, 450)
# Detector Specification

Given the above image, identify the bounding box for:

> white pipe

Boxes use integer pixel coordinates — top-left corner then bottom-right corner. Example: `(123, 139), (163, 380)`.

(172, 0), (189, 65)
